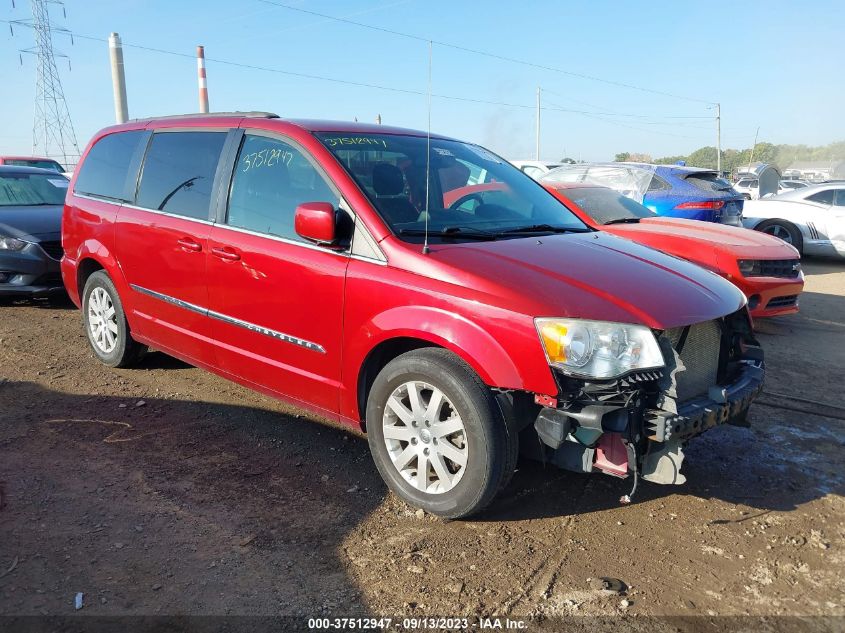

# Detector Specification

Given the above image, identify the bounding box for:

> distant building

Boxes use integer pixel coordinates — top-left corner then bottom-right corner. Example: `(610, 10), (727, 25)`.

(782, 160), (845, 182)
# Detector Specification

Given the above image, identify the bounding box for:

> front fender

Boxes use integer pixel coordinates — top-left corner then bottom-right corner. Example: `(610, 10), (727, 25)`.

(370, 305), (524, 387)
(341, 304), (557, 423)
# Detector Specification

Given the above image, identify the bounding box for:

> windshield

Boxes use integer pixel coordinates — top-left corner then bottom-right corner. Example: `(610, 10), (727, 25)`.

(5, 159), (64, 172)
(316, 133), (588, 242)
(564, 187), (655, 224)
(0, 172), (69, 206)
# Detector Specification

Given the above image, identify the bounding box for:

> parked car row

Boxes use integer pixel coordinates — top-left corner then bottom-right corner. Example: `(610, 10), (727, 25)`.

(539, 162), (746, 226)
(0, 114), (831, 519)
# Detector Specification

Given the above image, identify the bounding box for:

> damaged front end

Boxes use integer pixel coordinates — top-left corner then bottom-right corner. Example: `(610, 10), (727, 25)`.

(523, 308), (764, 491)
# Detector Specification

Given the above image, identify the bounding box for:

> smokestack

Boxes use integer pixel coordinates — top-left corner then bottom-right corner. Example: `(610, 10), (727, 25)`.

(108, 32), (128, 123)
(197, 45), (209, 113)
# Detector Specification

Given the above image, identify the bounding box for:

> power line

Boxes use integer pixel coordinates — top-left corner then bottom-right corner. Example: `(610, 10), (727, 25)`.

(9, 1), (80, 165)
(257, 0), (716, 105)
(1, 17), (714, 143)
(1, 17), (712, 128)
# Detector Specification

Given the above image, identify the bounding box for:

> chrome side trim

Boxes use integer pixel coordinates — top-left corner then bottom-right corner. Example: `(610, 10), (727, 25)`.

(130, 284), (207, 315)
(129, 284), (326, 354)
(121, 202), (215, 225)
(206, 308), (326, 353)
(211, 222), (348, 257)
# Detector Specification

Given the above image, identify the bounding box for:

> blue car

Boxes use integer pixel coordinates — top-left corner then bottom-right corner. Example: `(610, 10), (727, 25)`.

(541, 163), (744, 225)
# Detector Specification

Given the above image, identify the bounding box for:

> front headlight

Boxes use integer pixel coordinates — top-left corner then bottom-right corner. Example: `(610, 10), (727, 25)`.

(737, 259), (761, 276)
(535, 318), (665, 379)
(0, 236), (28, 251)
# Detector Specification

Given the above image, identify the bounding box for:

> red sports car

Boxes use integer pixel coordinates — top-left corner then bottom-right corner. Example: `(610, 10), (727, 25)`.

(544, 183), (804, 318)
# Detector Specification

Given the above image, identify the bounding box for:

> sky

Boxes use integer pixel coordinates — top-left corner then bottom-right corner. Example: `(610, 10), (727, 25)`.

(1, 0), (843, 164)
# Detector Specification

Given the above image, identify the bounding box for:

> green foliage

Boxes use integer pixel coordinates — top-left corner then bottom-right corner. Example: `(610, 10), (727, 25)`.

(614, 152), (631, 162)
(641, 140), (845, 173)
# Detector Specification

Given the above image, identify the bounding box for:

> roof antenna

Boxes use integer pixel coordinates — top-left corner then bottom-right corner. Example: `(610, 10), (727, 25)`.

(422, 39), (432, 255)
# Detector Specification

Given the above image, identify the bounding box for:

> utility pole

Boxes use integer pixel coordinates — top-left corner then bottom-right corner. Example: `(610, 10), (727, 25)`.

(13, 0), (80, 168)
(715, 103), (721, 175)
(747, 126), (760, 174)
(108, 33), (128, 123)
(535, 86), (541, 161)
(196, 45), (209, 113)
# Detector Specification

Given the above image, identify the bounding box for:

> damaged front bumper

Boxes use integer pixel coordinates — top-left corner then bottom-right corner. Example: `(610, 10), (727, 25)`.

(645, 360), (764, 443)
(524, 310), (765, 491)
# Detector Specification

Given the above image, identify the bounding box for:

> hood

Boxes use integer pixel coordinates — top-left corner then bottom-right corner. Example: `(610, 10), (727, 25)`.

(607, 217), (799, 260)
(422, 232), (746, 330)
(0, 204), (63, 241)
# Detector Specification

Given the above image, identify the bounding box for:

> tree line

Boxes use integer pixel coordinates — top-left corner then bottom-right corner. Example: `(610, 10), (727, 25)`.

(611, 140), (845, 173)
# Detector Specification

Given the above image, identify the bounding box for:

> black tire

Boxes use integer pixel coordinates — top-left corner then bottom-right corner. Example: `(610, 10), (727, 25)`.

(755, 219), (803, 255)
(81, 271), (147, 367)
(366, 348), (513, 519)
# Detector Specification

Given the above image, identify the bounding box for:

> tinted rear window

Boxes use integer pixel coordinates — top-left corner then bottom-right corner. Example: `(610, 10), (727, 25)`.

(684, 172), (734, 193)
(74, 131), (147, 201)
(136, 131), (226, 220)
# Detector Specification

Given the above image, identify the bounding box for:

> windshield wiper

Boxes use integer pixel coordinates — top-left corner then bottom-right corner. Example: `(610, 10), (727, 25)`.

(399, 226), (498, 240)
(604, 218), (641, 225)
(495, 224), (590, 235)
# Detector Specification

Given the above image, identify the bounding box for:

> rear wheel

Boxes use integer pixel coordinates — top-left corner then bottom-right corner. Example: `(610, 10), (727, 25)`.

(82, 271), (146, 367)
(755, 220), (803, 255)
(366, 348), (513, 519)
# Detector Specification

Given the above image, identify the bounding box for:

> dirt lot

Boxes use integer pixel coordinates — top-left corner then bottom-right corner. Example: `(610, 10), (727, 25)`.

(1, 260), (844, 628)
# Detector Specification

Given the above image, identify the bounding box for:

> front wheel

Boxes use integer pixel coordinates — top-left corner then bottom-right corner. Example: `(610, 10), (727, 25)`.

(755, 219), (804, 255)
(82, 271), (147, 367)
(366, 348), (513, 519)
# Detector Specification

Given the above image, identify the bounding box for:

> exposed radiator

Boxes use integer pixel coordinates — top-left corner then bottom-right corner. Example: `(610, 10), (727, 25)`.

(663, 320), (721, 402)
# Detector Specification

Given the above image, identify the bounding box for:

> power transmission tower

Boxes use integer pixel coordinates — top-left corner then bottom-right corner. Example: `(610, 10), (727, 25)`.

(12, 0), (80, 168)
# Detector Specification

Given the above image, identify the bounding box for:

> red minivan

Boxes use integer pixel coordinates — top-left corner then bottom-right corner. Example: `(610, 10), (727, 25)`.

(62, 113), (764, 518)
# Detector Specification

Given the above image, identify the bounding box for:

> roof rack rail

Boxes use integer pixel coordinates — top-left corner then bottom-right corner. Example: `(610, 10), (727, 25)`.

(130, 111), (280, 122)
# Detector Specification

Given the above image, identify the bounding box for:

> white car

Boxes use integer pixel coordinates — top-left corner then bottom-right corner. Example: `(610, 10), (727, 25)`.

(742, 183), (845, 257)
(733, 177), (760, 200)
(510, 160), (564, 180)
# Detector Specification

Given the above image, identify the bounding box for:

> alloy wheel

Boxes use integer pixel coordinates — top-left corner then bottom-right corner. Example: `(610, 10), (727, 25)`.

(87, 287), (119, 354)
(382, 380), (468, 494)
(762, 224), (793, 244)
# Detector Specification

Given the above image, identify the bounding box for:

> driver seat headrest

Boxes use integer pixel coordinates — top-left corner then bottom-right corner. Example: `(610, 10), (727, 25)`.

(372, 162), (405, 196)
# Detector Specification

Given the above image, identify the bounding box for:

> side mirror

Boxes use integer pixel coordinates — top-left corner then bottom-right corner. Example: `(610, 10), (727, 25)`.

(295, 202), (337, 245)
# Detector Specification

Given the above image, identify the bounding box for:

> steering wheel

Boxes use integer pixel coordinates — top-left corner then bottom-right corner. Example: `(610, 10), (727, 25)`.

(448, 193), (485, 210)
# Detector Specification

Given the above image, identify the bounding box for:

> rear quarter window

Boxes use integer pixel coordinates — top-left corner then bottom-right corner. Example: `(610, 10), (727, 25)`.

(807, 190), (834, 205)
(74, 130), (148, 201)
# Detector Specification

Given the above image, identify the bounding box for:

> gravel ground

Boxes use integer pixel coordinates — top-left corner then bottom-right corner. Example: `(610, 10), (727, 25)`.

(0, 259), (843, 628)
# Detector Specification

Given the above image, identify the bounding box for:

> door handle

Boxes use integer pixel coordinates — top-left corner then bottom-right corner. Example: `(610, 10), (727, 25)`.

(177, 238), (202, 253)
(211, 246), (241, 262)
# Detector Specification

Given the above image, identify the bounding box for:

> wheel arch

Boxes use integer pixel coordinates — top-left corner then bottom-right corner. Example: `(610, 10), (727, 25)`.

(348, 306), (531, 429)
(73, 241), (135, 324)
(356, 337), (441, 431)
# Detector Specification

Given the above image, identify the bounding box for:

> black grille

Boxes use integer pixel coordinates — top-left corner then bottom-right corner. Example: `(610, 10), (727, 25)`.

(766, 295), (798, 308)
(757, 259), (800, 278)
(38, 241), (64, 260)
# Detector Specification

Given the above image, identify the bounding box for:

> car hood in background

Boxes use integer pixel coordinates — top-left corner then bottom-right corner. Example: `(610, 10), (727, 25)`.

(0, 204), (63, 241)
(424, 231), (746, 330)
(606, 217), (799, 260)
